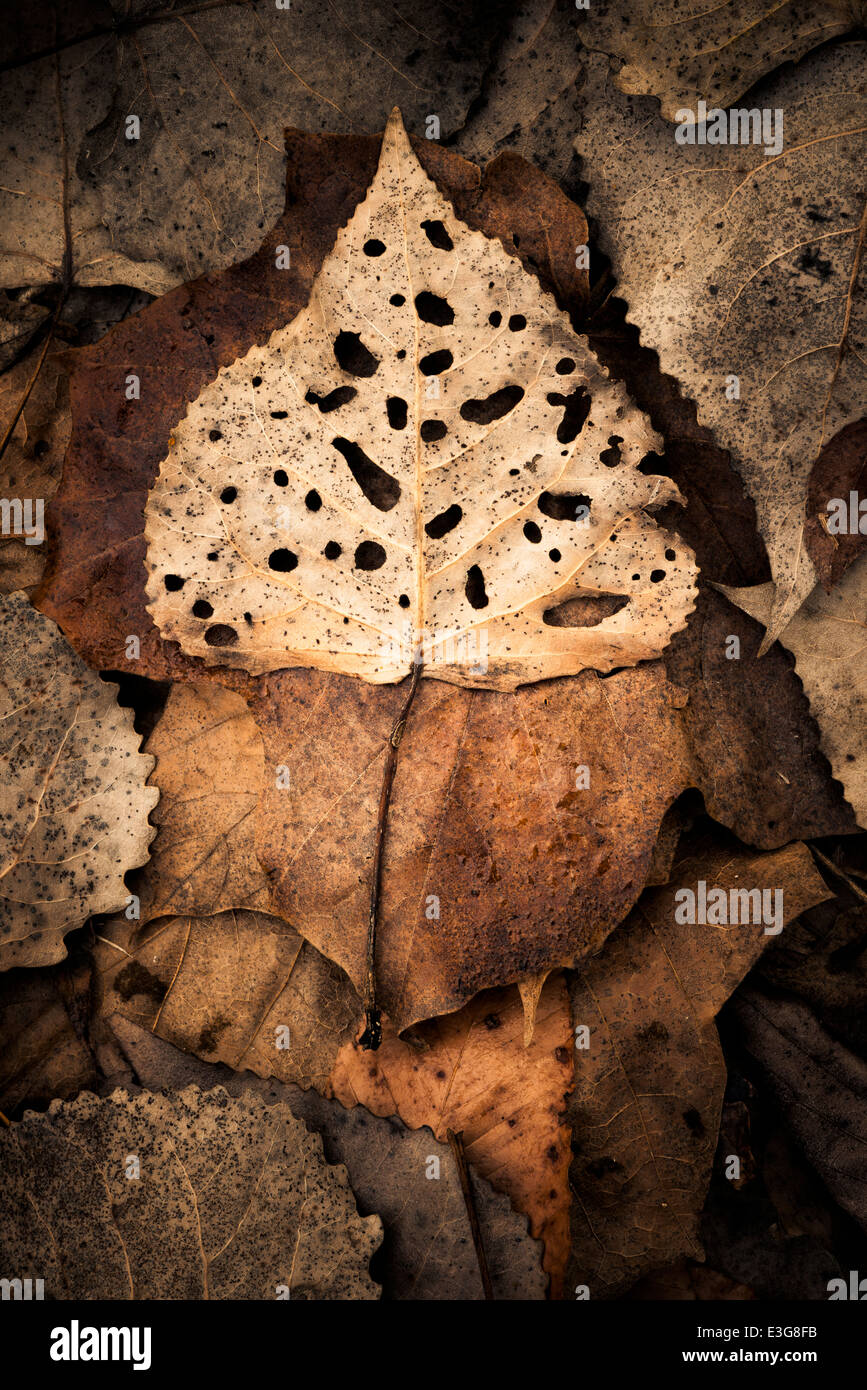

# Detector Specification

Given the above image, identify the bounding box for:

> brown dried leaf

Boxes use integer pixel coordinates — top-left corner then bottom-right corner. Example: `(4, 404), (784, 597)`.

(587, 299), (856, 847)
(143, 109), (696, 690)
(804, 418), (867, 589)
(0, 593), (158, 971)
(251, 661), (694, 1029)
(328, 971), (574, 1296)
(578, 42), (867, 644)
(453, 0), (584, 181)
(0, 955), (98, 1117)
(0, 347), (70, 596)
(719, 558), (867, 825)
(95, 908), (359, 1095)
(566, 836), (832, 1297)
(37, 128), (696, 1028)
(732, 986), (867, 1238)
(135, 682), (271, 924)
(589, 0), (862, 122)
(0, 1085), (382, 1299)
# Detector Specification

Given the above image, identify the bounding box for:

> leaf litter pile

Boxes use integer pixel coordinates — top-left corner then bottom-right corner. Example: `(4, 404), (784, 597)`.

(0, 0), (865, 1302)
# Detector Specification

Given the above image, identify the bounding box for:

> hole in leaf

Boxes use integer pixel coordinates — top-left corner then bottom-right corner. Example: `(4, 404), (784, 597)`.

(305, 386), (358, 413)
(419, 348), (453, 375)
(332, 437), (401, 511)
(305, 489), (322, 511)
(269, 549), (298, 572)
(386, 397), (408, 429)
(207, 552), (218, 561)
(421, 420), (447, 443)
(650, 569), (666, 582)
(273, 469), (288, 486)
(465, 565), (489, 609)
(543, 594), (629, 628)
(555, 358), (575, 375)
(549, 548), (561, 562)
(363, 238), (386, 256)
(665, 548), (677, 561)
(488, 311), (502, 327)
(389, 293), (406, 306)
(164, 574), (184, 591)
(205, 624), (238, 647)
(270, 410), (288, 419)
(538, 491), (591, 521)
(425, 504), (463, 539)
(324, 541), (341, 560)
(415, 291), (454, 326)
(508, 314), (526, 331)
(421, 218), (453, 250)
(333, 330), (379, 377)
(523, 521), (542, 543)
(252, 376), (262, 387)
(600, 435), (623, 467)
(220, 487), (237, 504)
(192, 599), (213, 618)
(209, 429), (222, 442)
(546, 387), (591, 444)
(398, 594), (410, 608)
(354, 540), (386, 570)
(460, 384), (524, 425)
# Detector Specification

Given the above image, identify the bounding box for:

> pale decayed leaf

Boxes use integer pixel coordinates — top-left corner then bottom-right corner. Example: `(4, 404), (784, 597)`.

(589, 0), (863, 122)
(0, 1086), (381, 1299)
(0, 593), (158, 971)
(578, 43), (867, 645)
(719, 554), (867, 825)
(144, 108), (697, 691)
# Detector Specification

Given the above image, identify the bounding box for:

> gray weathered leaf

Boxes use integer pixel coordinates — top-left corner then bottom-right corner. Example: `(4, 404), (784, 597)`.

(0, 1084), (382, 1298)
(578, 41), (867, 644)
(0, 593), (158, 970)
(0, 0), (499, 294)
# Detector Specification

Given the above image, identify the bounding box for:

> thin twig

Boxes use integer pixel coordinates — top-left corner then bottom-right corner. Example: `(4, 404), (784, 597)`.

(447, 1128), (493, 1300)
(359, 659), (422, 1050)
(809, 844), (867, 907)
(0, 1109), (11, 1127)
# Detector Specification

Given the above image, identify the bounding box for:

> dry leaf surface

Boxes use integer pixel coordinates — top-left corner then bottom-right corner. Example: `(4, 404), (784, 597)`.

(0, 0), (498, 294)
(720, 556), (867, 825)
(96, 908), (359, 1094)
(588, 0), (863, 121)
(134, 682), (272, 923)
(36, 131), (697, 1029)
(0, 593), (157, 971)
(0, 1085), (382, 1299)
(732, 986), (867, 1238)
(250, 661), (693, 1028)
(329, 971), (574, 1295)
(578, 42), (867, 644)
(143, 110), (697, 689)
(0, 347), (70, 595)
(566, 837), (832, 1297)
(106, 1014), (547, 1301)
